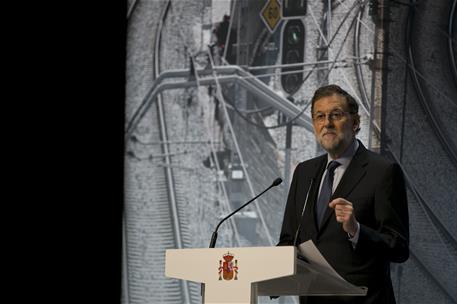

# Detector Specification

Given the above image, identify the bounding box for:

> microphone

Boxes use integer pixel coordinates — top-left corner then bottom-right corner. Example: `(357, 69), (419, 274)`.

(209, 177), (283, 248)
(293, 178), (314, 247)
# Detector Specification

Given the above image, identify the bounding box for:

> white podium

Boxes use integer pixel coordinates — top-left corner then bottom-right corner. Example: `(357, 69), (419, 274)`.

(165, 244), (367, 304)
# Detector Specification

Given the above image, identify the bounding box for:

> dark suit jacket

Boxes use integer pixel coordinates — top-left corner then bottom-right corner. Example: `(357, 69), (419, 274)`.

(278, 141), (409, 304)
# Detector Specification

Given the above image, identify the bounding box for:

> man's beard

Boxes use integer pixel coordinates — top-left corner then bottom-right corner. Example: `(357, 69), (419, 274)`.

(318, 129), (352, 156)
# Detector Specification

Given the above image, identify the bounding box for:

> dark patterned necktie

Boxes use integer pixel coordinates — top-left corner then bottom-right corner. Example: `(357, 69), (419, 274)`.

(316, 160), (341, 227)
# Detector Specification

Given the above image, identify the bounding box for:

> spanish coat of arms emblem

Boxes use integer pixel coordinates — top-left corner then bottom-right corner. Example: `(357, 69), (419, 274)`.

(218, 252), (238, 280)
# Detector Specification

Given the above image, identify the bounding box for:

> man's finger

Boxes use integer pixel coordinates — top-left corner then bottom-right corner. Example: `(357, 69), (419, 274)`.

(328, 198), (351, 208)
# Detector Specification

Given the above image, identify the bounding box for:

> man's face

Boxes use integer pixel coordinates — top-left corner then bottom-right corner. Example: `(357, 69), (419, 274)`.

(312, 94), (359, 158)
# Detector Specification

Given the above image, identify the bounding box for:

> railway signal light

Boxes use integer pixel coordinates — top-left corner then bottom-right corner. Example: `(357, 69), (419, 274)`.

(281, 19), (305, 95)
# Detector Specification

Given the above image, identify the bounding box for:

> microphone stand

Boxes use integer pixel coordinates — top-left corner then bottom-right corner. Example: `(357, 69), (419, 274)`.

(209, 178), (282, 248)
(293, 178), (314, 248)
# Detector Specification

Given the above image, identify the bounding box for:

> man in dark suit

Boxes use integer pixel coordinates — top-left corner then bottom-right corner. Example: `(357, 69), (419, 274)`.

(278, 84), (409, 304)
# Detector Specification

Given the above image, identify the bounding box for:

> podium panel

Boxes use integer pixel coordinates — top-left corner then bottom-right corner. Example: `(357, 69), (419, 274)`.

(166, 246), (296, 303)
(165, 243), (367, 304)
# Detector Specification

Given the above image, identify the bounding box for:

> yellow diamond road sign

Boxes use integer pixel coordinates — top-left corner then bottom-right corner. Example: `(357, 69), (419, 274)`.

(260, 0), (281, 33)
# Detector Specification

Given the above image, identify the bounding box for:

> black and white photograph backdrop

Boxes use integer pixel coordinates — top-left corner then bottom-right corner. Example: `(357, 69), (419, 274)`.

(122, 0), (457, 303)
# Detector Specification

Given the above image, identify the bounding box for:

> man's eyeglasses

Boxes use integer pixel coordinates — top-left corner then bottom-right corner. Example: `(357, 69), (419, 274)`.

(312, 109), (352, 123)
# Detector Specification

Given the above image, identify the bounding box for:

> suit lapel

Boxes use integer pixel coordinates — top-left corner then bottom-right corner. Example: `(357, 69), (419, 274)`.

(295, 155), (327, 233)
(309, 157), (327, 230)
(319, 142), (369, 231)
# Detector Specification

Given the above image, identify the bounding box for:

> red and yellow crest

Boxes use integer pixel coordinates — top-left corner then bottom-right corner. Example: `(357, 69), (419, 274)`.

(218, 252), (238, 280)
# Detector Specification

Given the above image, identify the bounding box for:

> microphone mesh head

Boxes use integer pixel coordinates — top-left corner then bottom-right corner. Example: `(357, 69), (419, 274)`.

(273, 178), (283, 186)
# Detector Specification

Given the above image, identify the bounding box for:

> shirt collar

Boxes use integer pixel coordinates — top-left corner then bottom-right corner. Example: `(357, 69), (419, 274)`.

(326, 138), (359, 169)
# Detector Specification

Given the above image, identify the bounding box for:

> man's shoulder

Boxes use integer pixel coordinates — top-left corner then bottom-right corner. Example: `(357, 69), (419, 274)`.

(363, 148), (397, 169)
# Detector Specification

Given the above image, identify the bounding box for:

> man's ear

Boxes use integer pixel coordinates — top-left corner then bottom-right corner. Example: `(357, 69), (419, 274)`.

(353, 114), (360, 131)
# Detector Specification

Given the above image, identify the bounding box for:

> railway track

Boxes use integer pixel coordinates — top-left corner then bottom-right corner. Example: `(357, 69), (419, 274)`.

(124, 1), (200, 303)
